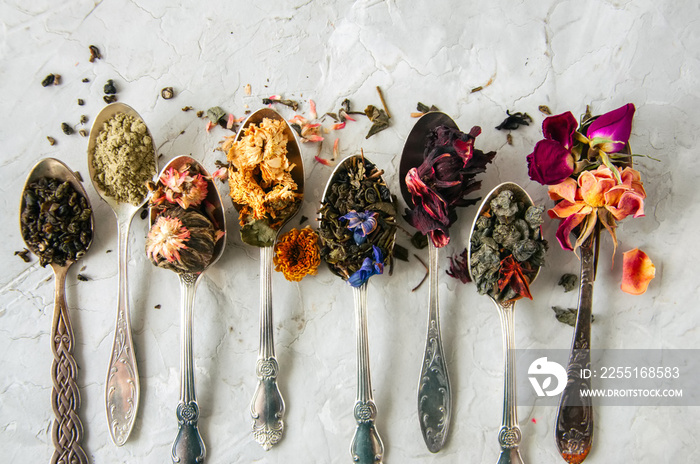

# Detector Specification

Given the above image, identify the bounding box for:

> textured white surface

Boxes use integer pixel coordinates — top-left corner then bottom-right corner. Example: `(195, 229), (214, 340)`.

(1, 1), (699, 463)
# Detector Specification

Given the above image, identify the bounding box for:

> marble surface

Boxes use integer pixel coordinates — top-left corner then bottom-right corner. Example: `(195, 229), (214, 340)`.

(2, 1), (699, 463)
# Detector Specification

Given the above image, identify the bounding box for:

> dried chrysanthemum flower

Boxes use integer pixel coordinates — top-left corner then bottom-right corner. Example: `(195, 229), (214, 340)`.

(273, 226), (320, 282)
(146, 207), (216, 274)
(223, 118), (302, 227)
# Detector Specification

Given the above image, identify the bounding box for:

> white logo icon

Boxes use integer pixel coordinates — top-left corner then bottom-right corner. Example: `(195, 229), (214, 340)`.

(528, 357), (567, 397)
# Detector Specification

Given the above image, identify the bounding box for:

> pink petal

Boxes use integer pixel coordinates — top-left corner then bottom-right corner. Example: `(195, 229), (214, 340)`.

(205, 120), (216, 133)
(607, 191), (645, 220)
(587, 103), (635, 153)
(555, 213), (587, 251)
(527, 140), (574, 185)
(303, 135), (324, 143)
(309, 99), (317, 120)
(332, 138), (339, 159)
(314, 155), (333, 166)
(226, 114), (235, 129)
(548, 178), (579, 203)
(332, 122), (346, 130)
(621, 248), (655, 295)
(211, 167), (228, 181)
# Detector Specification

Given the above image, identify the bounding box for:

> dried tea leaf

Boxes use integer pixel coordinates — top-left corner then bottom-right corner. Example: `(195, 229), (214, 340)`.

(364, 105), (390, 139)
(558, 273), (578, 292)
(539, 105), (551, 115)
(240, 219), (277, 247)
(393, 243), (409, 262)
(496, 110), (533, 130)
(207, 106), (227, 124)
(552, 306), (595, 327)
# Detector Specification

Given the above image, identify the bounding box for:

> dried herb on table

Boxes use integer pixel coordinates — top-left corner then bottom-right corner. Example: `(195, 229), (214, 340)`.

(104, 79), (117, 95)
(41, 74), (56, 87)
(20, 177), (92, 267)
(89, 45), (102, 62)
(319, 155), (396, 287)
(552, 306), (595, 327)
(47, 136), (56, 146)
(61, 123), (74, 135)
(470, 189), (547, 303)
(403, 125), (496, 248)
(262, 95), (299, 111)
(14, 249), (31, 263)
(161, 87), (175, 99)
(558, 273), (578, 292)
(364, 104), (390, 139)
(77, 274), (89, 281)
(538, 105), (551, 115)
(103, 95), (117, 104)
(495, 110), (532, 130)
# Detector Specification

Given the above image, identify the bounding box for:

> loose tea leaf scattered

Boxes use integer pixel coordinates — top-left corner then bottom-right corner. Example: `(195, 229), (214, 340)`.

(20, 177), (92, 267)
(364, 104), (390, 139)
(558, 273), (578, 292)
(104, 95), (117, 104)
(538, 105), (552, 115)
(495, 110), (533, 130)
(552, 306), (595, 327)
(77, 274), (89, 281)
(161, 87), (175, 99)
(14, 249), (31, 263)
(89, 45), (102, 62)
(61, 123), (74, 135)
(262, 96), (299, 111)
(47, 136), (56, 146)
(41, 74), (56, 87)
(77, 99), (85, 106)
(104, 79), (117, 95)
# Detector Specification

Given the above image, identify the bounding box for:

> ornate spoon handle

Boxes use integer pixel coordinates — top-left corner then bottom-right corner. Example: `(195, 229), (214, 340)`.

(171, 273), (205, 464)
(50, 264), (88, 464)
(418, 242), (451, 452)
(250, 246), (285, 450)
(555, 233), (596, 463)
(350, 283), (384, 464)
(495, 300), (524, 464)
(105, 215), (140, 446)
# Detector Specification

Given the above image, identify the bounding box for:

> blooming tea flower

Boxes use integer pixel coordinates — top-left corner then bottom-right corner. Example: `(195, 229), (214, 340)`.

(146, 215), (190, 264)
(348, 245), (384, 287)
(273, 226), (321, 282)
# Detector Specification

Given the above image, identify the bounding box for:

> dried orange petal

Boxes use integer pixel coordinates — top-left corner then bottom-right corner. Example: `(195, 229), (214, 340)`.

(621, 248), (655, 295)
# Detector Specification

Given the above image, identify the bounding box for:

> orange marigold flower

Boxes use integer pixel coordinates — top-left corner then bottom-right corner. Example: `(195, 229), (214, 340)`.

(273, 226), (320, 282)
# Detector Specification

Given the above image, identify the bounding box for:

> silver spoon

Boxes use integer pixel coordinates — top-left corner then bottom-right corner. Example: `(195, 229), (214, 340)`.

(467, 182), (541, 464)
(320, 154), (396, 464)
(148, 155), (227, 464)
(229, 108), (304, 450)
(399, 111), (458, 453)
(87, 102), (157, 446)
(20, 158), (93, 464)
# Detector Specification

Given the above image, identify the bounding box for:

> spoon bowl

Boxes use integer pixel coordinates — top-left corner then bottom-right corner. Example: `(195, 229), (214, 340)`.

(467, 181), (539, 464)
(20, 157), (93, 464)
(399, 112), (457, 453)
(88, 102), (157, 446)
(227, 107), (304, 450)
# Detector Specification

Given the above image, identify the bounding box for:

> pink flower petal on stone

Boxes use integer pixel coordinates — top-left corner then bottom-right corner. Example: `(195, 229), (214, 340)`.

(621, 248), (655, 295)
(309, 99), (317, 120)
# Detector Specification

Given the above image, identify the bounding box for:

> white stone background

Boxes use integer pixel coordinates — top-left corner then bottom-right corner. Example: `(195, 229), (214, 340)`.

(1, 1), (699, 463)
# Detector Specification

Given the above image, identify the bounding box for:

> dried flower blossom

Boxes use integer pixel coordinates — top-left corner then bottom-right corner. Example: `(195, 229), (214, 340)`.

(348, 245), (384, 287)
(621, 248), (655, 295)
(150, 164), (209, 210)
(223, 118), (302, 234)
(146, 207), (217, 274)
(404, 125), (496, 248)
(586, 104), (635, 154)
(340, 210), (378, 245)
(446, 248), (471, 283)
(548, 165), (646, 253)
(273, 226), (321, 282)
(527, 112), (577, 185)
(146, 215), (190, 264)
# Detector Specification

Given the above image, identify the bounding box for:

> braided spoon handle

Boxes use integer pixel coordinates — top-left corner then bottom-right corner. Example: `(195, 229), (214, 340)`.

(50, 265), (88, 464)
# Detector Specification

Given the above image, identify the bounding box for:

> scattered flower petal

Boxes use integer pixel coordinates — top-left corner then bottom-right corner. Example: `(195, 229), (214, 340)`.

(621, 248), (655, 295)
(309, 99), (317, 120)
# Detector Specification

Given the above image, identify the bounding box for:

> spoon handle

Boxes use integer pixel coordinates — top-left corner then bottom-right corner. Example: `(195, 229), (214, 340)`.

(105, 216), (140, 446)
(50, 265), (88, 464)
(350, 283), (384, 464)
(417, 242), (451, 453)
(171, 273), (206, 464)
(495, 300), (524, 464)
(555, 233), (596, 463)
(250, 246), (285, 450)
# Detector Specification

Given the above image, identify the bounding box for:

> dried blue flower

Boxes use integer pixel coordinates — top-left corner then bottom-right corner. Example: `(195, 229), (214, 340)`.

(340, 210), (378, 245)
(348, 245), (384, 287)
